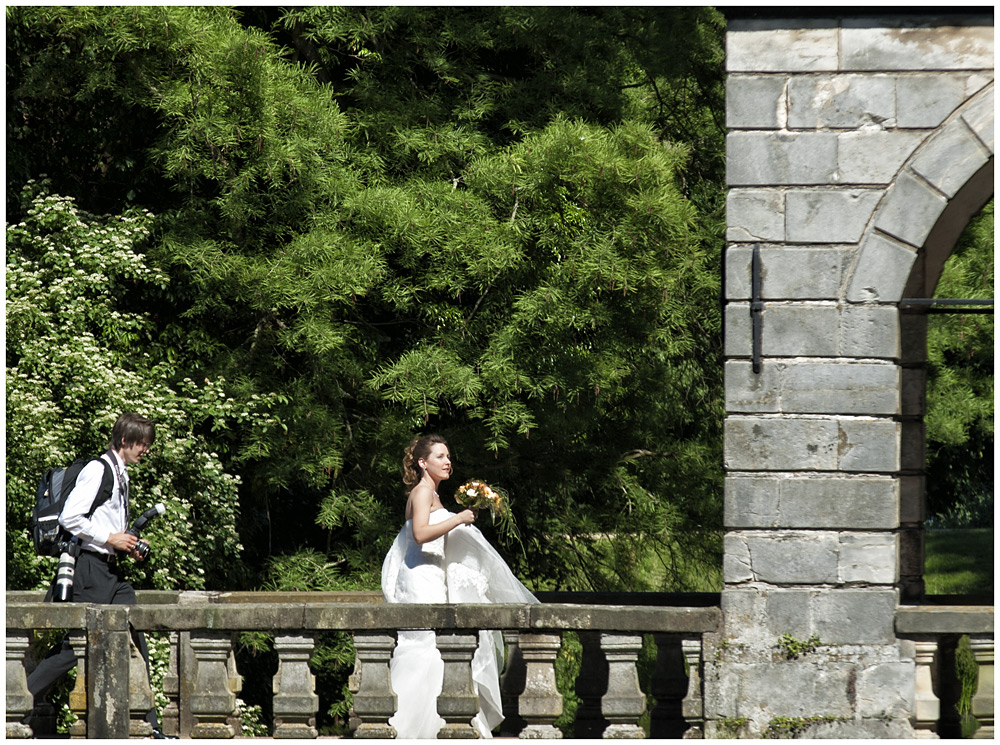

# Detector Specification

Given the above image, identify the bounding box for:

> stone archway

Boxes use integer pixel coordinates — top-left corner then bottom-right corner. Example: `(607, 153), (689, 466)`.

(715, 10), (993, 737)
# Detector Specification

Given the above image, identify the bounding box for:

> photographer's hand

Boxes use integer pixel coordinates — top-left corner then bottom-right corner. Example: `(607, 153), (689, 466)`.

(107, 531), (138, 553)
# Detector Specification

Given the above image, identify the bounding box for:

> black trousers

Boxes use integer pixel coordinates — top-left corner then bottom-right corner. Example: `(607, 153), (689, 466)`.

(27, 551), (159, 728)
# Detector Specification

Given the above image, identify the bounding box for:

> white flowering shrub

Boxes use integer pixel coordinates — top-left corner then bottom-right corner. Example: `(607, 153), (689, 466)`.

(6, 181), (276, 590)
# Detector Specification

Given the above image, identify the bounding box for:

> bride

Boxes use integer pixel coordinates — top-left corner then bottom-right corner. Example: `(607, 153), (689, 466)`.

(381, 434), (539, 738)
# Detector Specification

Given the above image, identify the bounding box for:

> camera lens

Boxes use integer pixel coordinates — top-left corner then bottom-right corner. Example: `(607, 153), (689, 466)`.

(53, 553), (75, 603)
(135, 540), (151, 561)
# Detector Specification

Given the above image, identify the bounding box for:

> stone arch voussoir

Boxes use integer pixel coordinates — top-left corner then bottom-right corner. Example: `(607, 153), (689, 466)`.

(845, 82), (995, 304)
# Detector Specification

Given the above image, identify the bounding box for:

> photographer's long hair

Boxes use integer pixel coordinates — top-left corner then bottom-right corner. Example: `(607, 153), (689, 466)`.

(402, 434), (448, 492)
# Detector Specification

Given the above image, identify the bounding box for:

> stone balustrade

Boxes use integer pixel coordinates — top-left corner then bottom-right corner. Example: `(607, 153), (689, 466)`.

(5, 591), (719, 739)
(7, 592), (992, 739)
(896, 604), (995, 740)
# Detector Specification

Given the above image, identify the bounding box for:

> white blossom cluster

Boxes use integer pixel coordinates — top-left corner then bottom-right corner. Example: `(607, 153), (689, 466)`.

(7, 182), (279, 591)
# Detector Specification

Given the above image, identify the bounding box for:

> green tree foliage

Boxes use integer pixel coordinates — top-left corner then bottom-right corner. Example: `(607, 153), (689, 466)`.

(7, 6), (727, 594)
(925, 201), (994, 528)
(5, 180), (278, 590)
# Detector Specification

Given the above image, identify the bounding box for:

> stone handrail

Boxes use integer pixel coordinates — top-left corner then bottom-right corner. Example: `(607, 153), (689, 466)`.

(896, 605), (994, 740)
(6, 592), (721, 739)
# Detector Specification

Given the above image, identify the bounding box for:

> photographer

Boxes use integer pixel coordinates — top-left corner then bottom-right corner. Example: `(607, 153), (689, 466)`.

(27, 413), (174, 739)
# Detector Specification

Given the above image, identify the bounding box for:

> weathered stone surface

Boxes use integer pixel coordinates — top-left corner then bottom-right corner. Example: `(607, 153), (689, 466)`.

(722, 534), (753, 583)
(725, 416), (838, 471)
(813, 590), (897, 644)
(961, 85), (995, 152)
(87, 606), (131, 740)
(910, 119), (991, 198)
(765, 590), (814, 641)
(873, 170), (948, 248)
(761, 304), (841, 356)
(727, 22), (840, 73)
(739, 298), (866, 359)
(841, 21), (994, 71)
(731, 661), (855, 718)
(838, 533), (897, 584)
(895, 606), (995, 635)
(725, 245), (851, 300)
(725, 359), (899, 415)
(897, 73), (990, 128)
(727, 75), (786, 130)
(836, 418), (901, 472)
(725, 473), (899, 529)
(856, 661), (915, 718)
(839, 305), (900, 358)
(726, 190), (784, 242)
(724, 359), (781, 412)
(781, 476), (898, 528)
(725, 416), (899, 473)
(837, 130), (923, 184)
(785, 189), (882, 243)
(723, 302), (752, 357)
(787, 74), (895, 129)
(742, 532), (840, 584)
(727, 132), (839, 186)
(810, 718), (915, 739)
(782, 361), (899, 414)
(846, 232), (918, 303)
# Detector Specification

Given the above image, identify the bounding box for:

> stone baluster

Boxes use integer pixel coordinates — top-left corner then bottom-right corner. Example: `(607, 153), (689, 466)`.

(67, 632), (88, 738)
(969, 635), (994, 739)
(347, 651), (363, 735)
(130, 635), (156, 738)
(226, 644), (243, 736)
(272, 634), (319, 738)
(161, 632), (181, 737)
(681, 638), (705, 738)
(436, 632), (480, 739)
(648, 633), (685, 738)
(600, 634), (646, 739)
(5, 632), (33, 739)
(352, 632), (397, 739)
(912, 639), (940, 739)
(517, 633), (563, 738)
(574, 631), (609, 738)
(499, 630), (528, 736)
(189, 631), (237, 738)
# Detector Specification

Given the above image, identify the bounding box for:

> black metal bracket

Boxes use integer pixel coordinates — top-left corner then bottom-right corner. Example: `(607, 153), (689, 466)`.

(751, 245), (763, 374)
(899, 298), (994, 314)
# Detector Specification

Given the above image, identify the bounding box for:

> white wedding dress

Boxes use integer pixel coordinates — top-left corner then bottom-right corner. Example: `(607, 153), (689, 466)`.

(381, 508), (539, 739)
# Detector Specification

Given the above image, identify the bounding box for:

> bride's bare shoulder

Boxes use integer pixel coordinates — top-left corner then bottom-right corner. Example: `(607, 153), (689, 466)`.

(405, 485), (433, 519)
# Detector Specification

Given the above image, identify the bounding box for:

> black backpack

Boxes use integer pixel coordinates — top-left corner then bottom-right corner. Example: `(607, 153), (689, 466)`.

(31, 457), (115, 557)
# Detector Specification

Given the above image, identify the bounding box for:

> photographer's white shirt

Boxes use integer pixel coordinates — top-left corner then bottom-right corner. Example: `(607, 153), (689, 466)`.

(59, 451), (128, 556)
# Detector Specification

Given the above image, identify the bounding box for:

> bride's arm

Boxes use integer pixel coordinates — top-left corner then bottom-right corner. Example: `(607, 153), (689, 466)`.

(410, 486), (476, 545)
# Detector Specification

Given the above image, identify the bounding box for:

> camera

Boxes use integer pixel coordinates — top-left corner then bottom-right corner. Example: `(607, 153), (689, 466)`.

(124, 503), (165, 560)
(52, 540), (81, 603)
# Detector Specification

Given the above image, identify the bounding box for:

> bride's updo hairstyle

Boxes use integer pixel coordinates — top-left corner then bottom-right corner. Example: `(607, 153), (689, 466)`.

(402, 434), (449, 491)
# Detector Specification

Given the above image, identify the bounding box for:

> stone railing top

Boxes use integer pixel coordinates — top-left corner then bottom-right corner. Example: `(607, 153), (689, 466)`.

(7, 599), (721, 635)
(896, 605), (994, 635)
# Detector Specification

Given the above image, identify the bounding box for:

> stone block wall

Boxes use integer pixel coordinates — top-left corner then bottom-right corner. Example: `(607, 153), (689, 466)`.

(714, 11), (993, 738)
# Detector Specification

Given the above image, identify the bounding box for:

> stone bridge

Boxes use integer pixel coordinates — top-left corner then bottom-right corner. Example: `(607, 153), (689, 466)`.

(5, 8), (994, 741)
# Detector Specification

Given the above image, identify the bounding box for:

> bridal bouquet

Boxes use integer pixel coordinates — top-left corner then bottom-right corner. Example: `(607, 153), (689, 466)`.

(454, 480), (523, 552)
